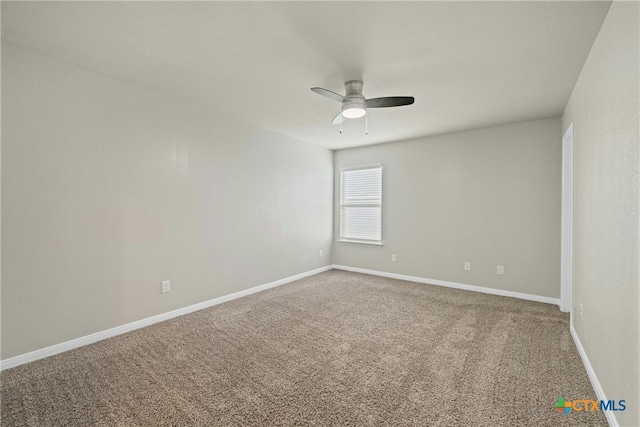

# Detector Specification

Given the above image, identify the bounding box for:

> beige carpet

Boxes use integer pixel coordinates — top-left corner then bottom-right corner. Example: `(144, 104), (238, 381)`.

(1, 270), (606, 426)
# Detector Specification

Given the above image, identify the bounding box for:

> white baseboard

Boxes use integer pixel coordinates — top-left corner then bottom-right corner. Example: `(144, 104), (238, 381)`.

(0, 264), (562, 371)
(0, 265), (333, 371)
(332, 264), (561, 306)
(570, 325), (617, 427)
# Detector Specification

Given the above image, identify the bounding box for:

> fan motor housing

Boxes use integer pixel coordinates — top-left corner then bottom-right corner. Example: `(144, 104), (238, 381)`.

(342, 98), (366, 111)
(344, 80), (364, 98)
(342, 80), (366, 117)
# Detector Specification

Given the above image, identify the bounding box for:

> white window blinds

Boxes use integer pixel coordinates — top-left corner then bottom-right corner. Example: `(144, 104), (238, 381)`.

(339, 165), (382, 245)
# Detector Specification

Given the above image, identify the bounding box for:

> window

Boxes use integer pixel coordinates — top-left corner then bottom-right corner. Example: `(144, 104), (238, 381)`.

(339, 165), (383, 245)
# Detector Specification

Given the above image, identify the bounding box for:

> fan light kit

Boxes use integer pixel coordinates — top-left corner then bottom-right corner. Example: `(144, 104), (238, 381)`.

(311, 80), (415, 134)
(342, 106), (366, 119)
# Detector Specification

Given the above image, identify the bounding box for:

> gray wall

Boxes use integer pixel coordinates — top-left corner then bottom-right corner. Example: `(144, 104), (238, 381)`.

(333, 117), (562, 299)
(562, 1), (639, 425)
(1, 44), (334, 360)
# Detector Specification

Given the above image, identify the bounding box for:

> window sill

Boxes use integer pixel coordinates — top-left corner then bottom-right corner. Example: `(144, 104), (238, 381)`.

(337, 239), (384, 247)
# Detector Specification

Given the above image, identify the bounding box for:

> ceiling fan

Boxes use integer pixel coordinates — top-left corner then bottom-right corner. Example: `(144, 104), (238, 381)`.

(311, 80), (415, 128)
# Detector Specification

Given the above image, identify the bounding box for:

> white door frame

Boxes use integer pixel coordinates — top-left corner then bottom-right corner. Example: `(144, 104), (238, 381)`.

(560, 123), (574, 313)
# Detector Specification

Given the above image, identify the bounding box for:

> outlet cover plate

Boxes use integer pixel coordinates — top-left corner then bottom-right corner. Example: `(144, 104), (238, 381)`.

(162, 280), (171, 293)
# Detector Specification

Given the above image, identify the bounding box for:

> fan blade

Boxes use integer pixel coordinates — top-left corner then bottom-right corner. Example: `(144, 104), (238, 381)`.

(331, 111), (346, 125)
(311, 87), (345, 103)
(366, 96), (415, 108)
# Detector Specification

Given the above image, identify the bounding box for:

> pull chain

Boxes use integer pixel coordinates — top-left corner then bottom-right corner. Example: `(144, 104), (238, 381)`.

(365, 114), (368, 135)
(340, 118), (343, 134)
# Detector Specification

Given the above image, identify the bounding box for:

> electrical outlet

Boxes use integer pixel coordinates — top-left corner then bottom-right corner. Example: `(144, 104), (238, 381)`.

(162, 280), (171, 293)
(391, 254), (397, 262)
(464, 262), (471, 271)
(497, 265), (505, 275)
(579, 302), (583, 319)
(319, 249), (323, 257)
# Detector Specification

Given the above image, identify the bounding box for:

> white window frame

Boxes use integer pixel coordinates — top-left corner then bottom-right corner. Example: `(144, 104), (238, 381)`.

(338, 164), (383, 246)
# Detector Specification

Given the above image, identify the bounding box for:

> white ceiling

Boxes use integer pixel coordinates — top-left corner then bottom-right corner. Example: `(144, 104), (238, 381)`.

(2, 1), (611, 150)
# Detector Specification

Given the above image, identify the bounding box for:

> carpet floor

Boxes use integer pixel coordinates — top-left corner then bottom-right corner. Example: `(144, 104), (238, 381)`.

(1, 270), (606, 426)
